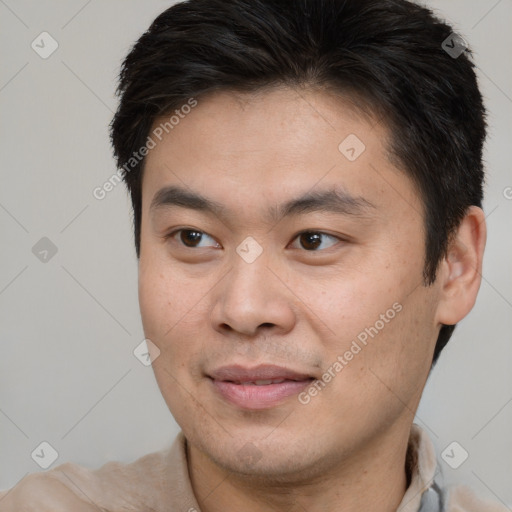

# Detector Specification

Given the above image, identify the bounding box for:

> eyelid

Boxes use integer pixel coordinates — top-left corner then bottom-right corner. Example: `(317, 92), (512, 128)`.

(165, 228), (221, 248)
(288, 230), (344, 251)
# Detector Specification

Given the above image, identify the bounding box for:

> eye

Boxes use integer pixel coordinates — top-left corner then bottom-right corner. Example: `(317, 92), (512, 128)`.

(289, 231), (341, 251)
(167, 229), (220, 248)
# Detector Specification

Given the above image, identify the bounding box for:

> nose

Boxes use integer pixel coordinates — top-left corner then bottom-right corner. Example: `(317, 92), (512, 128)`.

(209, 252), (297, 338)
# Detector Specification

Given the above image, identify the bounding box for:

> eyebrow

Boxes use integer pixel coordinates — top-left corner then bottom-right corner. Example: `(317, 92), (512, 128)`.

(149, 185), (376, 223)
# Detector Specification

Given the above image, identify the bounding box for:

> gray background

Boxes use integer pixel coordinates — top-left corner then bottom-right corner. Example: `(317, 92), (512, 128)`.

(0, 0), (511, 506)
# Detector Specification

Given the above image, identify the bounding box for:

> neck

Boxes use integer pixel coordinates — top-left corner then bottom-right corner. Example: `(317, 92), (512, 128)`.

(187, 422), (412, 512)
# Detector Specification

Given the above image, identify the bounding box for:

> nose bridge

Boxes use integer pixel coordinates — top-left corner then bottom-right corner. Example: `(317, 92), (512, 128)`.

(228, 250), (271, 302)
(211, 246), (295, 336)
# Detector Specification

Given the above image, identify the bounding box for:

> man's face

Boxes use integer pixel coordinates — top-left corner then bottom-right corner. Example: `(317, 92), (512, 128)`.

(139, 87), (442, 479)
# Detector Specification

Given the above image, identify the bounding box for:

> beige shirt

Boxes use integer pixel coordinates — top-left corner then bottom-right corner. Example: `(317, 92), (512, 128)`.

(0, 424), (507, 511)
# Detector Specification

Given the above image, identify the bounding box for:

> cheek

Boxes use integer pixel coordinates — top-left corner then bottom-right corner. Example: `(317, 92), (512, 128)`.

(291, 262), (402, 346)
(138, 263), (186, 367)
(350, 286), (438, 406)
(300, 252), (434, 392)
(138, 256), (208, 369)
(138, 250), (190, 334)
(138, 259), (205, 427)
(138, 263), (168, 340)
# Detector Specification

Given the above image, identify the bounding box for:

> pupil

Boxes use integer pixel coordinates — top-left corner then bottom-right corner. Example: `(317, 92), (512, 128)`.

(181, 230), (202, 247)
(301, 232), (321, 250)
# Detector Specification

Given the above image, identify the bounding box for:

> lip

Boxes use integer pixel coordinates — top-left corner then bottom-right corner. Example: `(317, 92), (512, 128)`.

(208, 364), (315, 410)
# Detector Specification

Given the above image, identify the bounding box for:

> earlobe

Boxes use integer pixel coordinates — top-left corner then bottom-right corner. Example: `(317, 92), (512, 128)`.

(435, 206), (487, 326)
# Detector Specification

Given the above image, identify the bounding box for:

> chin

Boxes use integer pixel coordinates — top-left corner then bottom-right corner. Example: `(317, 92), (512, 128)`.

(195, 427), (332, 483)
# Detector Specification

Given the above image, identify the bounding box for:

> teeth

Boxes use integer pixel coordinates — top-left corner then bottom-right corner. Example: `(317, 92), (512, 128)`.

(240, 379), (286, 386)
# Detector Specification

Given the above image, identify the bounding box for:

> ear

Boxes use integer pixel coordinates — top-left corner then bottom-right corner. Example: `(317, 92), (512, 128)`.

(435, 206), (487, 326)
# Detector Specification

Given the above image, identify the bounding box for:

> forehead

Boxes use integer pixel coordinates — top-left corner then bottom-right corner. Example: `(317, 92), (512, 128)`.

(141, 86), (420, 223)
(146, 86), (377, 163)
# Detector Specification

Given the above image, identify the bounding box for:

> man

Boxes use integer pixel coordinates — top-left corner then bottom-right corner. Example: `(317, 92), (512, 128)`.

(0, 0), (507, 510)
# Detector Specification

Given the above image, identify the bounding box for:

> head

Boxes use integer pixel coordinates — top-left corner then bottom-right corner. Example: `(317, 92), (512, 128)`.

(110, 0), (486, 481)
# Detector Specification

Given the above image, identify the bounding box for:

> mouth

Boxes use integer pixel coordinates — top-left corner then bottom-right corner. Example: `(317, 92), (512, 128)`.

(226, 378), (303, 385)
(207, 364), (315, 410)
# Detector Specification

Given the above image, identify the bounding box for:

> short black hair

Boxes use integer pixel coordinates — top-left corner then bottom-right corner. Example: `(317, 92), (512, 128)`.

(110, 0), (487, 365)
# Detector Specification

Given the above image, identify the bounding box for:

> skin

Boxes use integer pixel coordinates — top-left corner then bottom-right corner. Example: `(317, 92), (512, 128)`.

(137, 86), (486, 512)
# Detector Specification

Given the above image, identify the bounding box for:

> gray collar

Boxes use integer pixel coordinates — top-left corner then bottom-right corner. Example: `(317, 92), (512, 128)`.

(417, 481), (444, 512)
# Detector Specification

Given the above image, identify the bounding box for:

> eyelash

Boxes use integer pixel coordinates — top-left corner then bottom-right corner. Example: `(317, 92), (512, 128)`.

(164, 228), (343, 252)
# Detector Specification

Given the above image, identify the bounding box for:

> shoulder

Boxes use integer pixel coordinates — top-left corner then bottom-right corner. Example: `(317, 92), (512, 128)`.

(0, 447), (175, 512)
(0, 471), (98, 511)
(445, 484), (509, 512)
